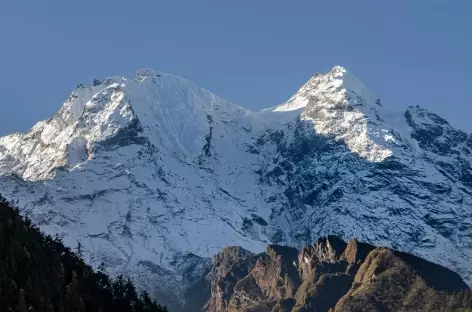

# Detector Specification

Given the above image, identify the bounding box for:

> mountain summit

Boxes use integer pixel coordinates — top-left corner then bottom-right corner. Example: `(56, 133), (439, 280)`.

(272, 65), (393, 162)
(1, 66), (471, 309)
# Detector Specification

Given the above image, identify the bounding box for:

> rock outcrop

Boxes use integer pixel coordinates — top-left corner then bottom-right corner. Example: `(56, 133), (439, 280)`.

(203, 237), (471, 312)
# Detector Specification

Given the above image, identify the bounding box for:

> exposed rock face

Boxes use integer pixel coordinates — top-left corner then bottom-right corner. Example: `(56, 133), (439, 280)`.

(227, 245), (301, 312)
(204, 237), (471, 312)
(334, 247), (472, 312)
(204, 247), (258, 312)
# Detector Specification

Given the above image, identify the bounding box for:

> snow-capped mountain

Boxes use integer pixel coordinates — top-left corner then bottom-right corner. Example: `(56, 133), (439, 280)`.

(0, 66), (471, 309)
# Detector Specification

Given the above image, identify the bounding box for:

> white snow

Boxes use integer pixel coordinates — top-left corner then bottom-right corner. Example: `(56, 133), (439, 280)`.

(0, 65), (471, 306)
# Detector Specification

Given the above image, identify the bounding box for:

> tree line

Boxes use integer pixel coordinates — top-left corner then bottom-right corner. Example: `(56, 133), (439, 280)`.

(0, 195), (168, 312)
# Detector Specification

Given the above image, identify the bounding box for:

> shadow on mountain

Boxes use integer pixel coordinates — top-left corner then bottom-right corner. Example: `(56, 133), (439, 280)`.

(394, 250), (469, 291)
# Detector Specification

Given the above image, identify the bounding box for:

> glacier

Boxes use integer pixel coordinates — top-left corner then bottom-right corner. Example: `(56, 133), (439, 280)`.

(0, 66), (471, 309)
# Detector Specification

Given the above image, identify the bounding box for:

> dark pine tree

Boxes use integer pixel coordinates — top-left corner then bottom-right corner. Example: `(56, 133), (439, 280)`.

(0, 195), (168, 312)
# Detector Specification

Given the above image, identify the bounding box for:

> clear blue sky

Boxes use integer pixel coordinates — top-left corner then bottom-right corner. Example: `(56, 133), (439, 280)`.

(0, 0), (471, 136)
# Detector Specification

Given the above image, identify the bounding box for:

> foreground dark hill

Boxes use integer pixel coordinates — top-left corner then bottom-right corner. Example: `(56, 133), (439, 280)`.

(201, 236), (472, 312)
(0, 196), (167, 312)
(1, 194), (471, 312)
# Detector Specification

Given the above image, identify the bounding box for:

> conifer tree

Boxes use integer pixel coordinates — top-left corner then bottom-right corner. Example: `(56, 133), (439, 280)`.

(0, 196), (168, 312)
(17, 288), (28, 312)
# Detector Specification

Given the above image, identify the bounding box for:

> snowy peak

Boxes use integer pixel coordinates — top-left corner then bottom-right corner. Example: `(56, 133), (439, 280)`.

(273, 65), (380, 113)
(0, 69), (253, 181)
(273, 65), (394, 162)
(298, 65), (382, 118)
(59, 76), (128, 125)
(0, 77), (138, 180)
(125, 69), (252, 159)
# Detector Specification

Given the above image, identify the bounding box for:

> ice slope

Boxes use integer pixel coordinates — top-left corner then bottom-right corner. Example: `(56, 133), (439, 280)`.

(0, 69), (291, 305)
(0, 66), (471, 308)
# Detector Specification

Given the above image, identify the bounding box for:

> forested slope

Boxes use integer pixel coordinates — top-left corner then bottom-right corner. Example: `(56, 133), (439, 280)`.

(0, 196), (167, 312)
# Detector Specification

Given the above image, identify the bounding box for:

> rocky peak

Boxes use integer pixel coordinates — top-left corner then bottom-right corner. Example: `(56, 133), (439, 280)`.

(213, 244), (302, 312)
(203, 237), (471, 312)
(405, 105), (471, 155)
(92, 78), (103, 86)
(297, 237), (344, 277)
(0, 77), (137, 180)
(204, 247), (259, 312)
(135, 68), (162, 82)
(273, 65), (395, 162)
(339, 238), (375, 264)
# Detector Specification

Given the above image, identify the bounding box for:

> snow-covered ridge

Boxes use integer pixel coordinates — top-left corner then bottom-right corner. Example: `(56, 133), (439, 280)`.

(0, 66), (399, 182)
(1, 65), (472, 309)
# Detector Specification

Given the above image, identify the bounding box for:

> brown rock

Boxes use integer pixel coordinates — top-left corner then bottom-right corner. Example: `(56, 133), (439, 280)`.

(340, 239), (375, 264)
(204, 246), (258, 312)
(199, 237), (472, 312)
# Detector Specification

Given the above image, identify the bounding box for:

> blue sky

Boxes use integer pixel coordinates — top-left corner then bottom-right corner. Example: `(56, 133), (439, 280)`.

(0, 0), (470, 135)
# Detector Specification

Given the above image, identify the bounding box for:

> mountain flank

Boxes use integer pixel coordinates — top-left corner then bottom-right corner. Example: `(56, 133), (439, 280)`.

(0, 196), (167, 312)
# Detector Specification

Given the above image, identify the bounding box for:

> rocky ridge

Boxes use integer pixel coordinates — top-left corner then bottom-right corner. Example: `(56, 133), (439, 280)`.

(202, 236), (471, 312)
